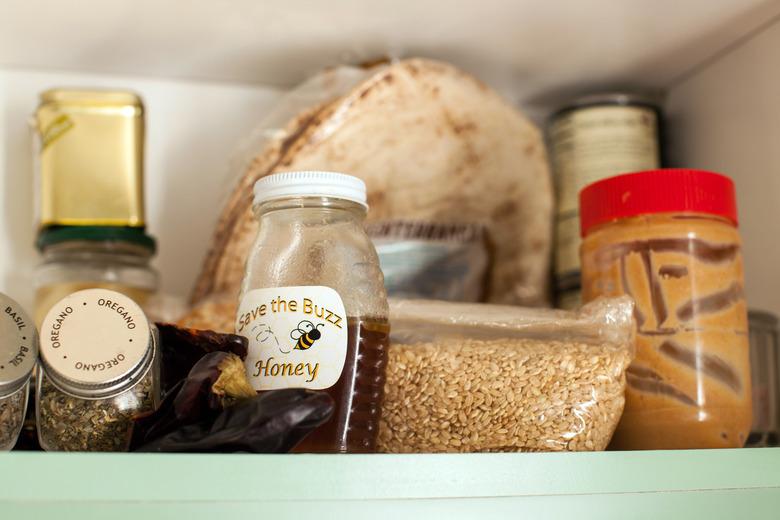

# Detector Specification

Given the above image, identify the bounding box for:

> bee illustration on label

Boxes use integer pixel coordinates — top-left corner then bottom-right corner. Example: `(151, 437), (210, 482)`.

(290, 320), (324, 351)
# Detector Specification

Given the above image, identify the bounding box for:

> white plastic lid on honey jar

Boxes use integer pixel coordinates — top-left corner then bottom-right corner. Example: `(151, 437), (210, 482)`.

(253, 171), (368, 208)
(0, 293), (38, 397)
(39, 288), (154, 398)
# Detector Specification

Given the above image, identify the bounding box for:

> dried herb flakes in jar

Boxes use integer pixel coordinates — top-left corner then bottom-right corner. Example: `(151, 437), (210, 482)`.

(0, 385), (30, 450)
(37, 366), (155, 452)
(37, 288), (160, 452)
(0, 292), (38, 451)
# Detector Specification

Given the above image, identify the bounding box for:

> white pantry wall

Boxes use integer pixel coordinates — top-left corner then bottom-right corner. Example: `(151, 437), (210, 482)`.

(0, 69), (281, 311)
(667, 16), (780, 316)
(4, 0), (780, 104)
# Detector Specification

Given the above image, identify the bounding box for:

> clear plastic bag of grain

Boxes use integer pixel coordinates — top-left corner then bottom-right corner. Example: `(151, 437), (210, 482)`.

(379, 296), (635, 453)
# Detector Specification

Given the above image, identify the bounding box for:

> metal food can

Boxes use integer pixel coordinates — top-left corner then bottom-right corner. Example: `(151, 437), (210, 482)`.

(33, 89), (146, 228)
(548, 93), (662, 295)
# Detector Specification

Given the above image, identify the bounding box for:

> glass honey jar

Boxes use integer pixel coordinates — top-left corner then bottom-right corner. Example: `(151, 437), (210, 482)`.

(236, 171), (389, 453)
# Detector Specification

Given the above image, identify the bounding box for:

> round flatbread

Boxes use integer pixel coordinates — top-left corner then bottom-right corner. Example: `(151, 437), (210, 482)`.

(192, 58), (553, 309)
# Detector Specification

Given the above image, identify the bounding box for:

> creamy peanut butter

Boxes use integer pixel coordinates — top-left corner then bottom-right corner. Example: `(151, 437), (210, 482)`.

(582, 213), (752, 449)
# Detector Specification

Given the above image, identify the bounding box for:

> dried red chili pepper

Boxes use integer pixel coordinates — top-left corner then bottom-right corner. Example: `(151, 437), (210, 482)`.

(131, 351), (333, 452)
(135, 389), (334, 453)
(155, 323), (248, 396)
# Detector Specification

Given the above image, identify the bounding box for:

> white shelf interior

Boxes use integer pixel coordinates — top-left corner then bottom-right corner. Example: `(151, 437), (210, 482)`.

(1, 0), (780, 315)
(2, 0), (777, 97)
(668, 15), (780, 316)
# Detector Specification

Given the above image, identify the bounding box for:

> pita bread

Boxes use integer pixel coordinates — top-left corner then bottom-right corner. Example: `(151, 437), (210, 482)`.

(192, 58), (553, 309)
(177, 294), (236, 333)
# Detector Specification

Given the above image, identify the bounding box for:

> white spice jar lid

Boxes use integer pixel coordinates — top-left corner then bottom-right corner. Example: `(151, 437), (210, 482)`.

(40, 288), (153, 398)
(0, 293), (38, 396)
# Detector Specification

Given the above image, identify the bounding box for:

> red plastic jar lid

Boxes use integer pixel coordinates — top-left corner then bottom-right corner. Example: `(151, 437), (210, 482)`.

(579, 169), (738, 237)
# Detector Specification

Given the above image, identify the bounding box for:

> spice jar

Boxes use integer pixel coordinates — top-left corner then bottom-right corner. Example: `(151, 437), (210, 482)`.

(236, 171), (389, 453)
(37, 288), (160, 451)
(580, 169), (752, 449)
(34, 229), (158, 326)
(0, 293), (38, 450)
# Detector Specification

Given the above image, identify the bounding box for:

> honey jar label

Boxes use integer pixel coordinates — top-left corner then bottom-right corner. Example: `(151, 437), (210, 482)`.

(236, 286), (348, 391)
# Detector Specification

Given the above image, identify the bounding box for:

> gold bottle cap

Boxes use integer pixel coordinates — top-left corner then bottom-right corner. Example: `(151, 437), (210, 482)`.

(34, 88), (146, 228)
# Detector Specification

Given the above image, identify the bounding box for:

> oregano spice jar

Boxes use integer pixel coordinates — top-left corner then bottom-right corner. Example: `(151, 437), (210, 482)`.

(37, 288), (160, 451)
(0, 293), (38, 451)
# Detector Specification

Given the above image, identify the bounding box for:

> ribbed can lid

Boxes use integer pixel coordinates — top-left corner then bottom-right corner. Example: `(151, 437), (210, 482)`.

(579, 169), (738, 237)
(0, 293), (38, 396)
(253, 171), (367, 208)
(39, 288), (153, 399)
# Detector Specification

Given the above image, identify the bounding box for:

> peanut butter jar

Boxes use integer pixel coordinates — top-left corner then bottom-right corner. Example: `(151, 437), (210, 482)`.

(580, 169), (752, 449)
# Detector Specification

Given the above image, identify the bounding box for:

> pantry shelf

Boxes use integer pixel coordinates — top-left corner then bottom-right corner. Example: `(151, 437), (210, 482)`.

(1, 448), (778, 518)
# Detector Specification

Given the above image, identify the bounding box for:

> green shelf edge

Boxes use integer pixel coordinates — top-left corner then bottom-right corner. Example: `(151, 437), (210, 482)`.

(1, 448), (779, 503)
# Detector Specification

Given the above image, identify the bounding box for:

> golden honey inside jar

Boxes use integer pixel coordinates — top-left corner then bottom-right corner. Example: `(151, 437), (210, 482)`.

(579, 169), (752, 449)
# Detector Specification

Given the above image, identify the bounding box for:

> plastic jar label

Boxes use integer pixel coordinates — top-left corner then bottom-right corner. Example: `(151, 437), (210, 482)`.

(236, 286), (348, 391)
